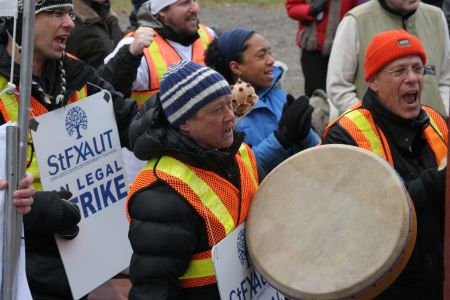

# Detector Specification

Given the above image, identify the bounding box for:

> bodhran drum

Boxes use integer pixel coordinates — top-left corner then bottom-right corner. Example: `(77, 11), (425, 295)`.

(246, 144), (417, 300)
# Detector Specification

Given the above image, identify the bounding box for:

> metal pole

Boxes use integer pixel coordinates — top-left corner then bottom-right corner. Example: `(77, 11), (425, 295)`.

(17, 0), (35, 179)
(1, 1), (35, 299)
(1, 126), (19, 300)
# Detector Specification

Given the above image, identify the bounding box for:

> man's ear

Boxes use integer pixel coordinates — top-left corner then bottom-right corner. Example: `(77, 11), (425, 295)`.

(367, 76), (379, 92)
(179, 122), (189, 133)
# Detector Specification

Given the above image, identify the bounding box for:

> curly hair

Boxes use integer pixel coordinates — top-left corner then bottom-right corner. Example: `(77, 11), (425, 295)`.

(204, 35), (253, 85)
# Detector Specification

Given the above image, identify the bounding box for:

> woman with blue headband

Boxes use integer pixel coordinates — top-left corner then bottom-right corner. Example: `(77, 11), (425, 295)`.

(205, 28), (319, 173)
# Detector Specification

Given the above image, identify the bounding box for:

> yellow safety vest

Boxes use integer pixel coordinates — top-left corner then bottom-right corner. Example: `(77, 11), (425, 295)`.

(324, 102), (448, 167)
(126, 143), (258, 287)
(130, 24), (214, 106)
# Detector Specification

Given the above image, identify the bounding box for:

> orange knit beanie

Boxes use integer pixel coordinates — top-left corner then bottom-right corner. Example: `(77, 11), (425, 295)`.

(364, 29), (426, 81)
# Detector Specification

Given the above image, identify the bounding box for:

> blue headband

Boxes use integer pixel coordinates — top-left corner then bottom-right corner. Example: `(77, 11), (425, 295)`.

(217, 28), (255, 66)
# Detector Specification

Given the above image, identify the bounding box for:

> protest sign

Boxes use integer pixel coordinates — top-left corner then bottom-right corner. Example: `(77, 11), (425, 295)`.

(31, 91), (132, 299)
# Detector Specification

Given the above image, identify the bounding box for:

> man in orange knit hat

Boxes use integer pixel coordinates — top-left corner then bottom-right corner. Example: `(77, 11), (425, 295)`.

(323, 29), (447, 299)
(326, 0), (450, 117)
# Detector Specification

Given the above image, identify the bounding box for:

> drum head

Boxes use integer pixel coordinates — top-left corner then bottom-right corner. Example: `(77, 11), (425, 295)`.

(246, 144), (416, 300)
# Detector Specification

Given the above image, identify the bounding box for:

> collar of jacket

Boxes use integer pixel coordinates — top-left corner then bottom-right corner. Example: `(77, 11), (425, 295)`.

(256, 65), (284, 100)
(362, 88), (430, 152)
(155, 22), (200, 46)
(378, 0), (417, 20)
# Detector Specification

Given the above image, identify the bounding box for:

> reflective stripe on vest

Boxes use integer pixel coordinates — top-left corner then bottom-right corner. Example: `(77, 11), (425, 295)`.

(130, 24), (213, 105)
(422, 106), (448, 166)
(330, 103), (447, 167)
(0, 76), (88, 190)
(126, 143), (258, 288)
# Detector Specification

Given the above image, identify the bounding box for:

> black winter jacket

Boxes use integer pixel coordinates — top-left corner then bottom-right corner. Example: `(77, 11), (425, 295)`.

(322, 89), (445, 299)
(127, 96), (261, 300)
(0, 44), (138, 299)
(66, 0), (124, 69)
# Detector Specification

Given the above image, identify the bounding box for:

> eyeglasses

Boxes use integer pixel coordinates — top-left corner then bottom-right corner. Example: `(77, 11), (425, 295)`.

(40, 9), (76, 21)
(381, 65), (425, 79)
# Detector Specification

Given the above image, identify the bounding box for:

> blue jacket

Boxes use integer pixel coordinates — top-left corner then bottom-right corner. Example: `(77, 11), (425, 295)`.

(235, 65), (319, 173)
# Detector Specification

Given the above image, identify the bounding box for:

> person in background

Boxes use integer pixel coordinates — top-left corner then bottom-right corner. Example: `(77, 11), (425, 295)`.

(443, 0), (450, 37)
(100, 0), (215, 106)
(205, 28), (319, 173)
(66, 0), (124, 69)
(126, 61), (261, 300)
(323, 30), (447, 299)
(0, 0), (138, 298)
(326, 0), (450, 117)
(285, 0), (359, 97)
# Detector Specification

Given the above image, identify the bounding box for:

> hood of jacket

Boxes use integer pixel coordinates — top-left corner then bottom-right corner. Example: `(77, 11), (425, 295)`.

(129, 94), (246, 173)
(73, 0), (113, 23)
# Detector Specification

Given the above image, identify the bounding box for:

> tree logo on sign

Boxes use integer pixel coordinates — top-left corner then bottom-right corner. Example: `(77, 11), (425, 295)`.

(65, 106), (88, 139)
(237, 228), (251, 269)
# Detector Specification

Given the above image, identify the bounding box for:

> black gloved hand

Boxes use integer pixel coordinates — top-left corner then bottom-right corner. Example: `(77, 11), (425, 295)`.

(308, 0), (327, 16)
(56, 191), (81, 240)
(274, 94), (314, 149)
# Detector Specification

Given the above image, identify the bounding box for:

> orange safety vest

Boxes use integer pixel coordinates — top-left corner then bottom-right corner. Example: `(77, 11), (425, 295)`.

(323, 102), (448, 167)
(130, 24), (214, 105)
(126, 143), (259, 288)
(0, 75), (88, 190)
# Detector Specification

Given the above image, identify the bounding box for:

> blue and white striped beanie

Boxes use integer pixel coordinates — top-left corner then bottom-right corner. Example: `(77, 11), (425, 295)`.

(160, 61), (231, 127)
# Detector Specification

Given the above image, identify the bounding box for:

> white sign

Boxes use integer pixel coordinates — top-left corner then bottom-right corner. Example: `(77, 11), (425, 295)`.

(0, 0), (17, 17)
(0, 122), (32, 300)
(212, 223), (285, 300)
(30, 91), (132, 299)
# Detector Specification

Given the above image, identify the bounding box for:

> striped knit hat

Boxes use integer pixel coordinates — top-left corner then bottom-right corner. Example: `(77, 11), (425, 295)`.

(365, 29), (426, 81)
(160, 61), (231, 127)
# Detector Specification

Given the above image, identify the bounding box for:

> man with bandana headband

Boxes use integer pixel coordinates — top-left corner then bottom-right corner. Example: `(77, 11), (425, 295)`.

(0, 0), (138, 298)
(100, 0), (215, 106)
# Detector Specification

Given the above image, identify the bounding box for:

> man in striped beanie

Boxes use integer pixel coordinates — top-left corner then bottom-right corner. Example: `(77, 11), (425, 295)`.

(126, 60), (261, 299)
(159, 60), (234, 149)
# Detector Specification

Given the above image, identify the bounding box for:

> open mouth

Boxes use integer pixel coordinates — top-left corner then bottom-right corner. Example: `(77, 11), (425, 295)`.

(223, 127), (233, 135)
(402, 91), (418, 105)
(55, 36), (68, 47)
(265, 69), (273, 76)
(186, 15), (198, 24)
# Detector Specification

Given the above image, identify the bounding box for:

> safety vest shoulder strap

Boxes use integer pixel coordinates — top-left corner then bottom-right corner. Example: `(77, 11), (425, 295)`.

(237, 143), (259, 189)
(422, 106), (448, 166)
(192, 24), (214, 64)
(323, 102), (363, 138)
(334, 106), (394, 166)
